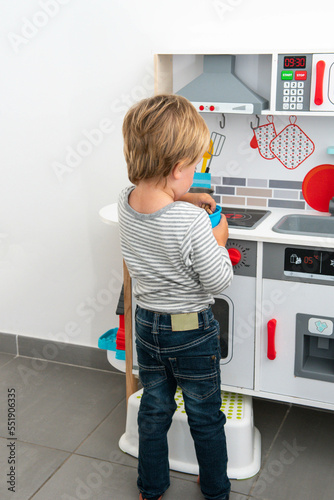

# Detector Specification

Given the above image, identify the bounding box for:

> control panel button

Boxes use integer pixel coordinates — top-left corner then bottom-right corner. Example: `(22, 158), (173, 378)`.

(308, 318), (333, 336)
(281, 70), (293, 80)
(199, 105), (204, 111)
(295, 71), (307, 81)
(209, 105), (215, 111)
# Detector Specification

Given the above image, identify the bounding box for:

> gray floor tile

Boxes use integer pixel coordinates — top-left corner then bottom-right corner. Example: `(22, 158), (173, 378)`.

(76, 398), (138, 468)
(0, 352), (15, 368)
(2, 345), (332, 500)
(32, 453), (223, 500)
(31, 454), (139, 500)
(250, 405), (334, 500)
(0, 357), (125, 451)
(224, 397), (290, 497)
(0, 437), (69, 500)
(253, 397), (291, 461)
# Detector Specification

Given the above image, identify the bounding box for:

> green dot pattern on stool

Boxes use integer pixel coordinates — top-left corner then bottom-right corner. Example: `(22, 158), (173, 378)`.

(136, 388), (244, 420)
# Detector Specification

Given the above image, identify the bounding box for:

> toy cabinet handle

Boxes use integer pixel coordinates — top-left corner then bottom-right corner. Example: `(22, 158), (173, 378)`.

(267, 319), (277, 360)
(314, 60), (326, 106)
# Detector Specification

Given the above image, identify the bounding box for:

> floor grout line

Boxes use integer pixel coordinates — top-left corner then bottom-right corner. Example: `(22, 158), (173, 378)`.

(28, 453), (74, 500)
(71, 397), (127, 455)
(26, 397), (127, 499)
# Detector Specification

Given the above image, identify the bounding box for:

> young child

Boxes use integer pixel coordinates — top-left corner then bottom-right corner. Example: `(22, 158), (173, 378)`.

(118, 94), (233, 500)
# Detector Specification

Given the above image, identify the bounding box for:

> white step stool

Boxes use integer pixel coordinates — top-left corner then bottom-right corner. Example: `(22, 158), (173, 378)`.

(119, 388), (261, 480)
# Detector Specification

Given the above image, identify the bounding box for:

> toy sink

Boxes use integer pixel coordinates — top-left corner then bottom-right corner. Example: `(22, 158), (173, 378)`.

(272, 214), (334, 238)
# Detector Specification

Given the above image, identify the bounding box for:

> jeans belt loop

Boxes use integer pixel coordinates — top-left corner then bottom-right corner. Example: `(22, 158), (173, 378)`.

(202, 308), (210, 329)
(152, 312), (159, 334)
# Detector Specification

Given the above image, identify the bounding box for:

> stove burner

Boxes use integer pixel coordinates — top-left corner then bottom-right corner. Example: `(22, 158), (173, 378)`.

(221, 207), (270, 229)
(225, 212), (252, 222)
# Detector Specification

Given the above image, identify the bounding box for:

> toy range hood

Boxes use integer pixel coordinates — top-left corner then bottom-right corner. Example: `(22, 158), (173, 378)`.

(176, 55), (268, 114)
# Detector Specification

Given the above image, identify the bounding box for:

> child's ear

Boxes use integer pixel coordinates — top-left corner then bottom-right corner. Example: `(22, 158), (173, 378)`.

(172, 161), (185, 179)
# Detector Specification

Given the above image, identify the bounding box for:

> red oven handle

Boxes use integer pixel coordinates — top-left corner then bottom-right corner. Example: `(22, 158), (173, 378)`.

(267, 319), (277, 360)
(314, 60), (326, 106)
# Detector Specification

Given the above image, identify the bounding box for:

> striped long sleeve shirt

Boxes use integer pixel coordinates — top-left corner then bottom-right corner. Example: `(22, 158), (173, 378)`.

(118, 186), (233, 313)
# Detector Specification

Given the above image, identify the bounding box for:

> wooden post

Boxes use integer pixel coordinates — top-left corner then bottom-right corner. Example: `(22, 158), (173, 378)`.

(123, 260), (138, 403)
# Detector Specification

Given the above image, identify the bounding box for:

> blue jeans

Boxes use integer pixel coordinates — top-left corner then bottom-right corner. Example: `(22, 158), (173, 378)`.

(135, 306), (231, 500)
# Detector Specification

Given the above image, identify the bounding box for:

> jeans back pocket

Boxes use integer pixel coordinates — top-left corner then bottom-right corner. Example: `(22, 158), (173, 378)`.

(169, 355), (219, 401)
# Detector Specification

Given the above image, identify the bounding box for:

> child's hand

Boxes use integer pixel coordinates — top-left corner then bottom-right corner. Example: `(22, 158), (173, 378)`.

(212, 214), (229, 247)
(179, 192), (216, 212)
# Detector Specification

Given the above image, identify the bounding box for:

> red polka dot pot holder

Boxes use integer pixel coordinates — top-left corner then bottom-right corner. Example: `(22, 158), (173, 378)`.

(251, 115), (315, 169)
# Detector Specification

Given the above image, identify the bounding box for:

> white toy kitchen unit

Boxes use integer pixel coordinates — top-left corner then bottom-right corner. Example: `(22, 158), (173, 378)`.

(154, 51), (334, 411)
(101, 51), (334, 414)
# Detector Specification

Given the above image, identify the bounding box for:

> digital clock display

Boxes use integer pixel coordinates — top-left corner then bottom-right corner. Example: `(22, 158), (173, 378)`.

(284, 56), (306, 69)
(284, 248), (334, 277)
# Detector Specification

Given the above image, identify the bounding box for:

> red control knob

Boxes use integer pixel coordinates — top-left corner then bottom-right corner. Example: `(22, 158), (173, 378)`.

(209, 105), (215, 111)
(199, 105), (204, 111)
(227, 248), (242, 266)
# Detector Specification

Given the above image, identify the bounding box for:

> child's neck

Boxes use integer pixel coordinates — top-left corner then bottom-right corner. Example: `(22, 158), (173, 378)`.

(129, 179), (175, 214)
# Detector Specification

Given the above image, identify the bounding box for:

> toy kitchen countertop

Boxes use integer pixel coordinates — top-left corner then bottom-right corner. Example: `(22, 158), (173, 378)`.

(229, 207), (334, 248)
(99, 203), (334, 249)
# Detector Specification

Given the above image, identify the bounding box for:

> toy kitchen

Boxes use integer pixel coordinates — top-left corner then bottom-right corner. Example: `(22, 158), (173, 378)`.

(101, 52), (334, 412)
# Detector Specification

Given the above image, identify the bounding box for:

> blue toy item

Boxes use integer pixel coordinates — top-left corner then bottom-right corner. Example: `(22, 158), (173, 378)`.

(209, 205), (222, 228)
(192, 172), (211, 189)
(98, 328), (126, 361)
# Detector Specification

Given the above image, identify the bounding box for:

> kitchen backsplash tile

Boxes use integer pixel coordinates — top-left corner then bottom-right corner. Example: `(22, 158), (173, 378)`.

(223, 177), (246, 186)
(269, 180), (303, 189)
(221, 195), (246, 205)
(247, 178), (268, 188)
(247, 198), (267, 207)
(269, 199), (305, 209)
(211, 176), (221, 185)
(212, 176), (306, 209)
(236, 187), (272, 198)
(216, 186), (235, 195)
(273, 190), (299, 200)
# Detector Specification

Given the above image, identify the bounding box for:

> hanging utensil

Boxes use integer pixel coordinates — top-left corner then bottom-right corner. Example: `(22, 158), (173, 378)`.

(201, 139), (213, 173)
(205, 131), (226, 173)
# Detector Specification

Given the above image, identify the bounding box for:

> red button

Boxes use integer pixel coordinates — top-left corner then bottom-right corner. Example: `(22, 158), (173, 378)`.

(227, 248), (242, 266)
(295, 71), (307, 81)
(209, 105), (215, 111)
(199, 105), (204, 111)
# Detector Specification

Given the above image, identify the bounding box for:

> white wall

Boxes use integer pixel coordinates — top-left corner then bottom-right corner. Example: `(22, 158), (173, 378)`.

(1, 0), (332, 347)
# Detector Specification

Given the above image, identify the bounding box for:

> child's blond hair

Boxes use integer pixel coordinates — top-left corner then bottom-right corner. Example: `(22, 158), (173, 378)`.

(122, 94), (210, 184)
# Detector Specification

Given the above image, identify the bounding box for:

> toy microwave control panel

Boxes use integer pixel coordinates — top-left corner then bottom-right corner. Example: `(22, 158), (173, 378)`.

(276, 54), (312, 111)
